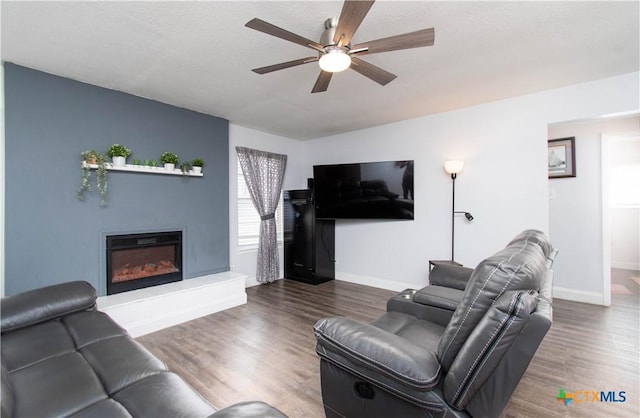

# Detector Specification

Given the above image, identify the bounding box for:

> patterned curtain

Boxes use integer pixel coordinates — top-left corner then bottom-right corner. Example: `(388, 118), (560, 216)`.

(236, 146), (287, 284)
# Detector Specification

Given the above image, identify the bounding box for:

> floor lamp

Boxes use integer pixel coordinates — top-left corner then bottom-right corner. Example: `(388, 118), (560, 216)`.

(444, 160), (474, 263)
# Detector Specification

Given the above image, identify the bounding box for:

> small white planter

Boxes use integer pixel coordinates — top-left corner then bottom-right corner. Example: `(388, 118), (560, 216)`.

(164, 163), (175, 171)
(192, 166), (202, 174)
(112, 156), (126, 167)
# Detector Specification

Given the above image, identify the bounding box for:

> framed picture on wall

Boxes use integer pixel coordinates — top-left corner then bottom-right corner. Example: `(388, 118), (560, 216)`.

(548, 137), (576, 178)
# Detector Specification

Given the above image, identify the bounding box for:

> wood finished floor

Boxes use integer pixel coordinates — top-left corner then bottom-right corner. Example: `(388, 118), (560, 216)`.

(138, 270), (639, 418)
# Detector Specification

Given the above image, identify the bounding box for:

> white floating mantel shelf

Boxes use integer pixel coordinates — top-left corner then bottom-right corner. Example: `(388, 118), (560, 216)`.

(83, 162), (203, 177)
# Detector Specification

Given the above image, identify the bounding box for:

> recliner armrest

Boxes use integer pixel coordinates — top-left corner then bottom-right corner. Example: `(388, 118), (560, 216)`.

(1, 281), (97, 333)
(413, 285), (463, 311)
(428, 264), (474, 290)
(314, 317), (441, 393)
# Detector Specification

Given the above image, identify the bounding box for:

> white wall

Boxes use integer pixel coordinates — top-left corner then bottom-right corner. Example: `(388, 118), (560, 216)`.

(609, 135), (640, 271)
(611, 207), (640, 270)
(227, 73), (638, 297)
(1, 63), (5, 296)
(549, 116), (639, 304)
(302, 72), (639, 293)
(228, 124), (306, 286)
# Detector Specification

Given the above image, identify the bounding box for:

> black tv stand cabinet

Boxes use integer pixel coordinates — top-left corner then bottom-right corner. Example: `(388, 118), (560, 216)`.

(283, 189), (335, 285)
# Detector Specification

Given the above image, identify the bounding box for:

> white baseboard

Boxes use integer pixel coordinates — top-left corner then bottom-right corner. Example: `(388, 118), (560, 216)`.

(552, 286), (606, 306)
(245, 276), (260, 288)
(244, 276), (287, 288)
(611, 261), (640, 271)
(335, 271), (417, 293)
(337, 273), (610, 307)
(97, 271), (248, 337)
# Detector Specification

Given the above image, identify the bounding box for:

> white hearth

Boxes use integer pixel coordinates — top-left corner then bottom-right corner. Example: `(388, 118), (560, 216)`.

(97, 271), (247, 337)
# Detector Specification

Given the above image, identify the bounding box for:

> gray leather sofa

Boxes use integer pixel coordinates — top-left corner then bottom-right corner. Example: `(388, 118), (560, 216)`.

(314, 230), (557, 418)
(1, 281), (287, 418)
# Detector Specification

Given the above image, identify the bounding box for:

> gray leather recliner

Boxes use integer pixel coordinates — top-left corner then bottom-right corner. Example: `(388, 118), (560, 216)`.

(314, 230), (557, 418)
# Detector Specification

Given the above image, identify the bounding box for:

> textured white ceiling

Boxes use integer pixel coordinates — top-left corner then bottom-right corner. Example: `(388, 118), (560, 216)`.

(2, 1), (639, 140)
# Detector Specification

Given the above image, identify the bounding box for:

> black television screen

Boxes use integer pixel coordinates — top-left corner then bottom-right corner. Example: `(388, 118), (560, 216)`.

(313, 160), (414, 220)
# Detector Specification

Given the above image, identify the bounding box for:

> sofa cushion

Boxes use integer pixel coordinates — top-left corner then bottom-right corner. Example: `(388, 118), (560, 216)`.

(113, 372), (215, 417)
(1, 281), (96, 333)
(314, 316), (443, 408)
(443, 290), (539, 409)
(2, 320), (76, 372)
(371, 312), (444, 353)
(437, 230), (550, 371)
(10, 352), (107, 417)
(315, 317), (441, 391)
(80, 335), (167, 394)
(63, 310), (128, 347)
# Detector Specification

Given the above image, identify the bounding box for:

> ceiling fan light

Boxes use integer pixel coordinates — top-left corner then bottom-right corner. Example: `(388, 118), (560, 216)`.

(319, 49), (351, 72)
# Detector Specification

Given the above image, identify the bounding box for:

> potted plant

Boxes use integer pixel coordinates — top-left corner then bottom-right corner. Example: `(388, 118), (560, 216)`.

(107, 144), (131, 166)
(82, 150), (101, 165)
(191, 158), (205, 174)
(78, 150), (109, 207)
(160, 152), (179, 171)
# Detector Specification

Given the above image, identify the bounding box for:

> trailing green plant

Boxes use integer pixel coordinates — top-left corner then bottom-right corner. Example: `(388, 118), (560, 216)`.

(191, 158), (205, 168)
(107, 144), (131, 158)
(160, 152), (179, 165)
(180, 162), (192, 176)
(78, 150), (109, 207)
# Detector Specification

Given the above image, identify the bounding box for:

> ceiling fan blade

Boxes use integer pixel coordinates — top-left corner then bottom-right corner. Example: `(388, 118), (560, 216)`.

(252, 57), (319, 74)
(352, 28), (435, 55)
(311, 71), (333, 93)
(333, 0), (375, 46)
(246, 18), (324, 52)
(350, 56), (397, 86)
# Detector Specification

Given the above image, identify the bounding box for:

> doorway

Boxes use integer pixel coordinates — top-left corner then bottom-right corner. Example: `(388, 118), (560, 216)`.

(548, 114), (639, 306)
(603, 133), (640, 306)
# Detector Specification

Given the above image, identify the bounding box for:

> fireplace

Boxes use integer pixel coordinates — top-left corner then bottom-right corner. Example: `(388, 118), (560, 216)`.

(106, 231), (182, 295)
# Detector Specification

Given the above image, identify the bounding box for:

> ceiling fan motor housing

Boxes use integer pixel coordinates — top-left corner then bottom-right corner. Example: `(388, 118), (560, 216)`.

(321, 17), (349, 50)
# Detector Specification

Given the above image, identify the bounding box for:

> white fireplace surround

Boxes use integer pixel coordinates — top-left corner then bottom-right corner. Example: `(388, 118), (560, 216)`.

(97, 271), (247, 337)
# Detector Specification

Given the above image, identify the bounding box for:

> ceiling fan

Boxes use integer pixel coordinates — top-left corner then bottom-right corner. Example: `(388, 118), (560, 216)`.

(245, 0), (435, 93)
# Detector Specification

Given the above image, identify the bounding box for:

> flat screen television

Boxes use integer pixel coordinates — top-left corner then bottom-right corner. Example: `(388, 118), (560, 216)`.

(313, 160), (414, 220)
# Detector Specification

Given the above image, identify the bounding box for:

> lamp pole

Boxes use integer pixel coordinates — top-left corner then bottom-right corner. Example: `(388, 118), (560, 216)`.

(444, 160), (467, 263)
(451, 172), (457, 262)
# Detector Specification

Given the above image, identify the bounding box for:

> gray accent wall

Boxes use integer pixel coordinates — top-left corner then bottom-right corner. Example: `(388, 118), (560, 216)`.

(4, 63), (229, 296)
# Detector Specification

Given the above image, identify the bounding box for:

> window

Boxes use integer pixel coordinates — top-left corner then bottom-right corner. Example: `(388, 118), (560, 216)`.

(237, 160), (284, 248)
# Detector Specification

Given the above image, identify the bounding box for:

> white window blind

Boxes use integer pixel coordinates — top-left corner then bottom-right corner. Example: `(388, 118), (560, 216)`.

(237, 160), (283, 248)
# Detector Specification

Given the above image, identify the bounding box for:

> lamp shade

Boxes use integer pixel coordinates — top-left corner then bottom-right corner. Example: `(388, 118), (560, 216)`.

(319, 48), (351, 72)
(444, 160), (464, 175)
